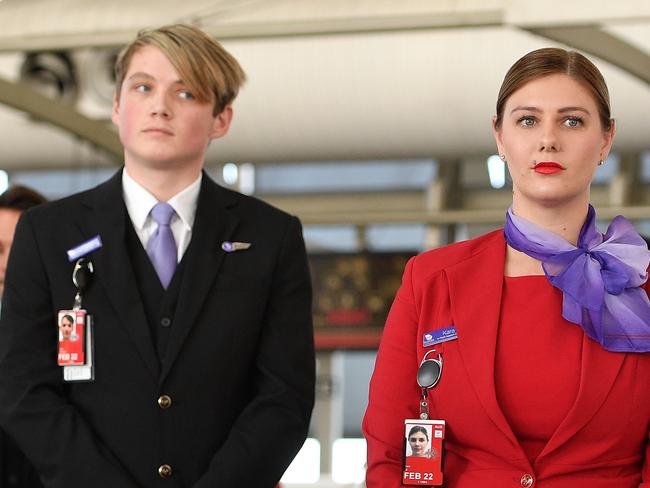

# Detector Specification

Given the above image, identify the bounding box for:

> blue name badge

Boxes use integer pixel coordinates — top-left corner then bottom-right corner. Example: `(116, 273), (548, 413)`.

(67, 235), (103, 262)
(423, 326), (458, 347)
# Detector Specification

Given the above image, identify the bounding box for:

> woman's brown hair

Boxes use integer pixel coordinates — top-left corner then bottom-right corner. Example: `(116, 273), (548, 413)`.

(495, 48), (612, 131)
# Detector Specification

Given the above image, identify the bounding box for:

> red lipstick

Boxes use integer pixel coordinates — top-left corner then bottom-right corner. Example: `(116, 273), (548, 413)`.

(533, 161), (564, 174)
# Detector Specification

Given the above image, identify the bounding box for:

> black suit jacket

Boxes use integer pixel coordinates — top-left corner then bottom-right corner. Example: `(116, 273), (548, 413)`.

(0, 170), (315, 488)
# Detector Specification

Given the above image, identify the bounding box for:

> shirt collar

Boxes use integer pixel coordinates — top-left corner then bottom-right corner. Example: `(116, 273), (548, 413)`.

(122, 168), (202, 231)
(168, 174), (201, 231)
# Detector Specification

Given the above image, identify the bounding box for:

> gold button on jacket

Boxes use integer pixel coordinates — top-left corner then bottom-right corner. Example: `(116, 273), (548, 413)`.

(157, 395), (172, 409)
(158, 464), (172, 478)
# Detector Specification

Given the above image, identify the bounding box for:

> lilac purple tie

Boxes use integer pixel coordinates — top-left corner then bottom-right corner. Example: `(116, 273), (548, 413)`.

(146, 202), (177, 289)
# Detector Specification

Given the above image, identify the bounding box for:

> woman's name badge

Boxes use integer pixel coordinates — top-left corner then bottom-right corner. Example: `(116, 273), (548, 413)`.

(423, 326), (457, 347)
(402, 419), (445, 486)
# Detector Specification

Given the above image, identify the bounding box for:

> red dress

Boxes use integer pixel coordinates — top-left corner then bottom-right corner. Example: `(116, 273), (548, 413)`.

(495, 276), (582, 464)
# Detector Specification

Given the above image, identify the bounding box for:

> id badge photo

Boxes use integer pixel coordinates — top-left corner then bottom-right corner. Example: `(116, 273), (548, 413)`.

(402, 419), (445, 486)
(57, 309), (86, 365)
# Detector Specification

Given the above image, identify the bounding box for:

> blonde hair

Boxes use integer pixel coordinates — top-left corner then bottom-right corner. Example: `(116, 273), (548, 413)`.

(114, 24), (246, 115)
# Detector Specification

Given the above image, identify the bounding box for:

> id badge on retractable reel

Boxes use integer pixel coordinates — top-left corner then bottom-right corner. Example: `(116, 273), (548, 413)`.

(402, 349), (445, 486)
(402, 419), (445, 486)
(58, 258), (95, 382)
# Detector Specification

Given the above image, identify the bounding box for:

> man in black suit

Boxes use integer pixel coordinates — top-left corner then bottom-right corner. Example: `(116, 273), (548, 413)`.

(0, 24), (314, 488)
(0, 186), (46, 488)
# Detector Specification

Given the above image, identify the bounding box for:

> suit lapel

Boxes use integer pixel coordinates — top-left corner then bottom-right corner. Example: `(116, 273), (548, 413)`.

(445, 232), (522, 449)
(80, 170), (160, 381)
(159, 175), (239, 383)
(537, 335), (625, 459)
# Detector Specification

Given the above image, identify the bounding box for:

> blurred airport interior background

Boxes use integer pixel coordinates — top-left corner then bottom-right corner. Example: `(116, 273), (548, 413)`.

(0, 1), (649, 485)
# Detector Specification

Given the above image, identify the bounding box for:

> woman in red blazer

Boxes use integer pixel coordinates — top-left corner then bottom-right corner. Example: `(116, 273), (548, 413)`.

(364, 48), (650, 487)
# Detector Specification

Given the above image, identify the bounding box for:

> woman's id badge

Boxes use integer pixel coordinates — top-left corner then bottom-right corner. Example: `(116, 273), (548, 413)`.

(402, 419), (445, 486)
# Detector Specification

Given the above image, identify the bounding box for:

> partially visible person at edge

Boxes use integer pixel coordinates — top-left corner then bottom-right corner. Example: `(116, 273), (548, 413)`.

(0, 186), (46, 299)
(364, 48), (650, 487)
(0, 185), (46, 488)
(0, 24), (314, 488)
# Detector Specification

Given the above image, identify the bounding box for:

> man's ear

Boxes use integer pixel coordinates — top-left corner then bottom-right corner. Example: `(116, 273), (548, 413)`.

(210, 105), (233, 140)
(111, 95), (121, 127)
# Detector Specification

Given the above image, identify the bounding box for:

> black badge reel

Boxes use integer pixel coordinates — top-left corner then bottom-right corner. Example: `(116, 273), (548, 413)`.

(417, 350), (443, 420)
(72, 258), (93, 308)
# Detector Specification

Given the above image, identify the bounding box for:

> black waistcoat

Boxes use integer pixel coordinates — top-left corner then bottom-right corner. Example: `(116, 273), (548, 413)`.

(124, 221), (186, 362)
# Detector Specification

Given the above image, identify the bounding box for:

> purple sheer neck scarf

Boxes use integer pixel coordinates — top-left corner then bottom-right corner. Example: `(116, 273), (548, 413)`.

(504, 205), (650, 352)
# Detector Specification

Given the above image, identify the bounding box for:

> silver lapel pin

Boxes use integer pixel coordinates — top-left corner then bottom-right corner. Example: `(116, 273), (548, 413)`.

(221, 241), (252, 253)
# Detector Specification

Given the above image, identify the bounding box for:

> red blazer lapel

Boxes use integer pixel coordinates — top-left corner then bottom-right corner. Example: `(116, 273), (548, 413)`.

(538, 334), (626, 459)
(445, 229), (627, 461)
(445, 231), (522, 449)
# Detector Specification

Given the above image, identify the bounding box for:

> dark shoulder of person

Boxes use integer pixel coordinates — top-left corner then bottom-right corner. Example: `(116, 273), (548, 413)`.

(0, 184), (46, 488)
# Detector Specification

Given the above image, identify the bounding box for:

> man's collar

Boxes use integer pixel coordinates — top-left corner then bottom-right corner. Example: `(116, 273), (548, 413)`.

(122, 168), (202, 230)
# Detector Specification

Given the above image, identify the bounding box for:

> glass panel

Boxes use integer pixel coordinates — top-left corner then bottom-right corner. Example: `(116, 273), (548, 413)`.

(304, 225), (360, 252)
(9, 168), (117, 200)
(256, 160), (436, 193)
(332, 438), (367, 485)
(281, 438), (321, 484)
(366, 224), (426, 251)
(640, 151), (650, 183)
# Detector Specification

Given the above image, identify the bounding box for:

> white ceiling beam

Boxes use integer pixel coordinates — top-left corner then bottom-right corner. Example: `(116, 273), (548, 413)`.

(0, 0), (649, 51)
(505, 1), (650, 27)
(523, 25), (650, 86)
(0, 12), (504, 52)
(0, 76), (122, 159)
(506, 1), (650, 86)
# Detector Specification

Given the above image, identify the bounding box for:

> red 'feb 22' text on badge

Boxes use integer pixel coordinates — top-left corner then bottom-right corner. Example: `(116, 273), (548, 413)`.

(57, 310), (86, 366)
